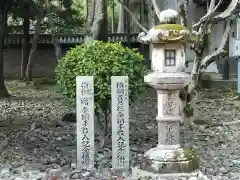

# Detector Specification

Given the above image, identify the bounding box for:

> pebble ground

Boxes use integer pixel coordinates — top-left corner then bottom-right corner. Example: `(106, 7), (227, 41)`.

(0, 81), (239, 180)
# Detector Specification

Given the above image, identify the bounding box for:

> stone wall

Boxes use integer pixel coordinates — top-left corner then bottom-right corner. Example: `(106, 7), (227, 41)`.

(3, 44), (237, 79)
(3, 43), (146, 79)
(3, 45), (65, 79)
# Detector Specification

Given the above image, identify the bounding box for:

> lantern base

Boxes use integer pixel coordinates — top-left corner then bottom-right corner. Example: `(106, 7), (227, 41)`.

(137, 147), (199, 174)
(128, 168), (208, 180)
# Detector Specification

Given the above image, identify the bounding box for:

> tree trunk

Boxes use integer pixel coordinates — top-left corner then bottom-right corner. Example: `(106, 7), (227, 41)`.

(45, 0), (61, 60)
(223, 56), (229, 80)
(21, 2), (30, 79)
(124, 0), (130, 47)
(111, 2), (115, 33)
(148, 1), (155, 65)
(91, 0), (106, 40)
(189, 54), (202, 95)
(223, 33), (229, 80)
(52, 38), (61, 60)
(25, 12), (42, 82)
(84, 0), (96, 41)
(0, 40), (9, 97)
(0, 5), (10, 97)
(97, 0), (108, 42)
(117, 3), (125, 33)
(84, 0), (106, 41)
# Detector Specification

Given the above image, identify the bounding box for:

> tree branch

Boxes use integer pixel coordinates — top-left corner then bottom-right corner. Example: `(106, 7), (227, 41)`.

(117, 0), (148, 33)
(212, 0), (238, 21)
(174, 0), (189, 26)
(194, 0), (238, 32)
(200, 20), (231, 69)
(152, 0), (161, 21)
(193, 0), (216, 29)
(193, 0), (223, 30)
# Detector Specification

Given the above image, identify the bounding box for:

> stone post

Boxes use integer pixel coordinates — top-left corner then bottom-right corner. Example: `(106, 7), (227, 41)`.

(111, 76), (130, 175)
(76, 76), (95, 170)
(130, 9), (208, 180)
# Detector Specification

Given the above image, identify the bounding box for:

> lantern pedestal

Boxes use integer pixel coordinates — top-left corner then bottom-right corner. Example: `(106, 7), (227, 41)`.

(131, 8), (209, 180)
(129, 72), (205, 180)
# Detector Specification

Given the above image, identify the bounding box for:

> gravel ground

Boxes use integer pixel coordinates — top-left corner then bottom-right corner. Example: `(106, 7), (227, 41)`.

(0, 81), (239, 180)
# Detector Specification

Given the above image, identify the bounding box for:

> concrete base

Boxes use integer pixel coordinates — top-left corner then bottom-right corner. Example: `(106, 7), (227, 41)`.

(126, 147), (205, 180)
(139, 147), (199, 174)
(128, 168), (208, 180)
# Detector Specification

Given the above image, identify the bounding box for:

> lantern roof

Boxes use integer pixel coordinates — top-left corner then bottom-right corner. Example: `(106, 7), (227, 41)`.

(138, 9), (199, 44)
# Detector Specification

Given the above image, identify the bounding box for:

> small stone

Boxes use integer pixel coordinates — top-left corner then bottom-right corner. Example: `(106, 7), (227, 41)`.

(29, 136), (37, 142)
(207, 168), (214, 175)
(198, 125), (206, 131)
(70, 170), (82, 179)
(61, 136), (69, 141)
(82, 171), (92, 177)
(232, 159), (240, 165)
(22, 172), (30, 178)
(30, 163), (46, 172)
(0, 168), (10, 178)
(71, 173), (80, 179)
(60, 172), (68, 178)
(32, 172), (47, 180)
(26, 169), (41, 177)
(56, 137), (62, 141)
(111, 175), (118, 180)
(11, 161), (23, 168)
(219, 167), (227, 173)
(60, 159), (67, 166)
(216, 176), (223, 180)
(14, 176), (27, 180)
(188, 177), (197, 180)
(71, 163), (76, 169)
(12, 165), (26, 174)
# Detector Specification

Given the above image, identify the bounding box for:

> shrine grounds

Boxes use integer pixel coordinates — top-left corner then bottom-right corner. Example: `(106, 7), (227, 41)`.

(0, 80), (240, 179)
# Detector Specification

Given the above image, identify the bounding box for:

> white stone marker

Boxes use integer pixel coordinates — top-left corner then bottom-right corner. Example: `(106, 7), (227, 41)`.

(76, 76), (94, 170)
(111, 76), (129, 171)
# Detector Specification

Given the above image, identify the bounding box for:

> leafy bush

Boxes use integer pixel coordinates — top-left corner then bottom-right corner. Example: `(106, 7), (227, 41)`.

(55, 40), (147, 121)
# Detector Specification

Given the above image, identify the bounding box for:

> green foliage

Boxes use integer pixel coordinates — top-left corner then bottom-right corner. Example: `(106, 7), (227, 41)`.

(43, 5), (84, 34)
(55, 40), (148, 112)
(183, 103), (194, 118)
(7, 0), (84, 34)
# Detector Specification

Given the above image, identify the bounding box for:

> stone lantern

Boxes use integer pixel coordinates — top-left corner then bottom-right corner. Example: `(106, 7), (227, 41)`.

(131, 9), (208, 180)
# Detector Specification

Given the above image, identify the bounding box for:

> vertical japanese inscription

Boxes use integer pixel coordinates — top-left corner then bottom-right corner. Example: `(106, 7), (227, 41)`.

(161, 90), (179, 116)
(158, 122), (179, 145)
(111, 76), (129, 171)
(76, 76), (94, 170)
